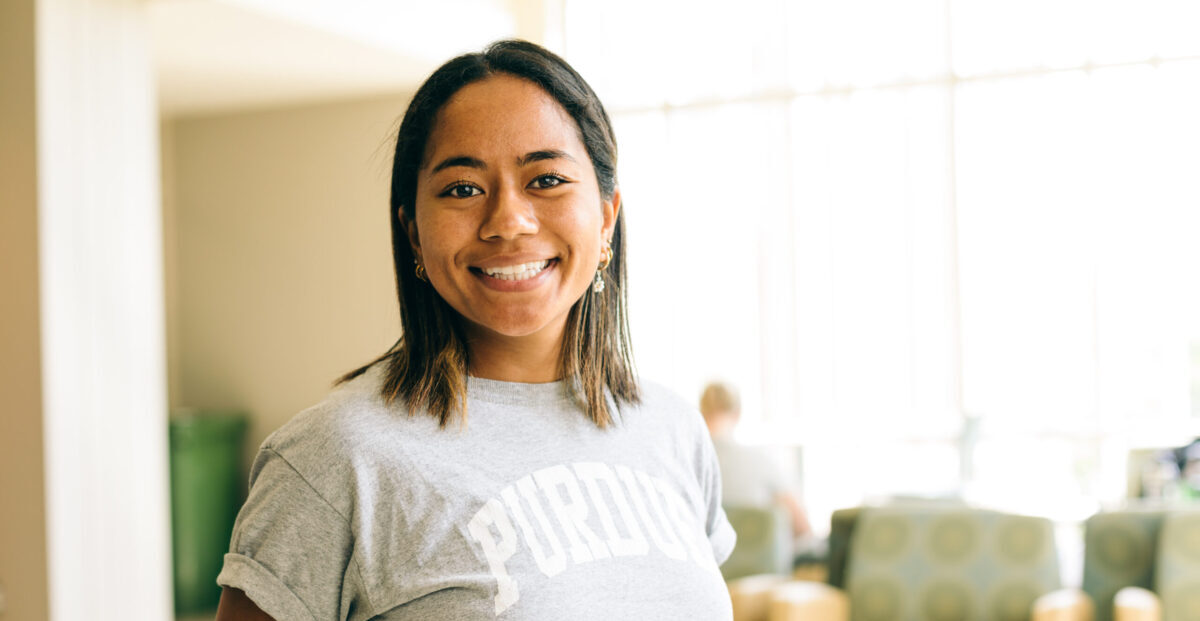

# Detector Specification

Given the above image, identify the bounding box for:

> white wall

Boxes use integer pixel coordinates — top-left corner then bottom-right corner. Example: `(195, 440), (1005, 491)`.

(21, 0), (173, 618)
(165, 95), (407, 457)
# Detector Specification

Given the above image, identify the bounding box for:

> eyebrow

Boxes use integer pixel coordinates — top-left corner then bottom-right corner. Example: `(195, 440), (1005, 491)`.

(430, 156), (486, 174)
(427, 149), (577, 175)
(518, 149), (576, 166)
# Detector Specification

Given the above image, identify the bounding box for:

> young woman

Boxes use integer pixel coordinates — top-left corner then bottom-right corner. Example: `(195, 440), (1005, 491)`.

(215, 40), (735, 620)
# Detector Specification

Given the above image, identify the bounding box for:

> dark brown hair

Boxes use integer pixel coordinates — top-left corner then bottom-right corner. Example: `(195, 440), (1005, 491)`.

(341, 39), (639, 427)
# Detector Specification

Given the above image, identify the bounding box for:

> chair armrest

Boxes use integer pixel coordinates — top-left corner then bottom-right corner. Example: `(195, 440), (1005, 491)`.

(767, 581), (849, 621)
(1114, 586), (1162, 621)
(728, 574), (789, 621)
(1032, 587), (1094, 621)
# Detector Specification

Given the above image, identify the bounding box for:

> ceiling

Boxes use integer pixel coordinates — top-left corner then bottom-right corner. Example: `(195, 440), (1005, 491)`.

(150, 0), (532, 117)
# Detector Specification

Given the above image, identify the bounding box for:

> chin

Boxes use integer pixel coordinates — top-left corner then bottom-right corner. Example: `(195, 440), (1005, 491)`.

(471, 309), (569, 340)
(486, 320), (558, 338)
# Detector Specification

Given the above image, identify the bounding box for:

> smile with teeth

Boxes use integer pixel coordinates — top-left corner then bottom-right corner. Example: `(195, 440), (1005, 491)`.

(478, 259), (552, 281)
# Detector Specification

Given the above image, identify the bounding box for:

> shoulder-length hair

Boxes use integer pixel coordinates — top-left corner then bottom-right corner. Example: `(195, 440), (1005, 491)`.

(341, 40), (639, 428)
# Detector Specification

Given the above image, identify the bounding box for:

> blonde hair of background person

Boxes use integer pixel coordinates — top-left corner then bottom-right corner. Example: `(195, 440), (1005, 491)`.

(699, 381), (812, 539)
(215, 40), (737, 620)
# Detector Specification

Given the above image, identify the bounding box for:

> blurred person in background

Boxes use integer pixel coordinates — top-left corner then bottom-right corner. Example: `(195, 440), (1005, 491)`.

(700, 381), (811, 540)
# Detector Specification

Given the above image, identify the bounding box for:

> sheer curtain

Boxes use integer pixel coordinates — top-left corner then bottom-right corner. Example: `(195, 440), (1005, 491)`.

(563, 0), (1200, 528)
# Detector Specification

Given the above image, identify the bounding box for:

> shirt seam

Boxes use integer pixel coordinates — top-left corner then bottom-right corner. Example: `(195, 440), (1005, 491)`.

(262, 445), (377, 615)
(350, 554), (377, 618)
(263, 446), (353, 524)
(467, 394), (577, 407)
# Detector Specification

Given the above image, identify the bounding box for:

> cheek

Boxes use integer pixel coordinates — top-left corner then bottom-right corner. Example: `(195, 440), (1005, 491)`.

(564, 206), (605, 258)
(414, 216), (467, 268)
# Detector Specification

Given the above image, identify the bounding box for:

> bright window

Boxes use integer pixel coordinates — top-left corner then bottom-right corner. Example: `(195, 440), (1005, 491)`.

(563, 0), (1200, 529)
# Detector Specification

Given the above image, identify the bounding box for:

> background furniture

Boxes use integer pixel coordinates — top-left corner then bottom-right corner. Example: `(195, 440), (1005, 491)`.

(730, 504), (1085, 621)
(843, 506), (1063, 621)
(1080, 508), (1165, 621)
(723, 505), (794, 580)
(1156, 510), (1200, 620)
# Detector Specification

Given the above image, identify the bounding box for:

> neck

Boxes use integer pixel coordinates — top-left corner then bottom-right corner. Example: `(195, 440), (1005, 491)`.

(465, 324), (565, 383)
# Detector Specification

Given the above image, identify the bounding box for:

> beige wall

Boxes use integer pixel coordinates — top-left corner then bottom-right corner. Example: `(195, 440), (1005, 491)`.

(0, 0), (49, 616)
(165, 95), (408, 456)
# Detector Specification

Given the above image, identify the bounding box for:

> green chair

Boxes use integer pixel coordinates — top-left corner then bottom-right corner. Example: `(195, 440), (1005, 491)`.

(1072, 506), (1200, 621)
(1154, 510), (1200, 621)
(723, 505), (793, 581)
(1080, 508), (1165, 621)
(729, 505), (1090, 621)
(844, 506), (1065, 621)
(828, 498), (967, 591)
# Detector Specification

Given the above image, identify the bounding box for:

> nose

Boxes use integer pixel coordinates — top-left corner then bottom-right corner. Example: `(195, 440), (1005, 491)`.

(479, 182), (538, 241)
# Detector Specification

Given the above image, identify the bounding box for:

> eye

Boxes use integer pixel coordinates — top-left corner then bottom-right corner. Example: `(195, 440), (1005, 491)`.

(440, 182), (483, 199)
(529, 173), (568, 190)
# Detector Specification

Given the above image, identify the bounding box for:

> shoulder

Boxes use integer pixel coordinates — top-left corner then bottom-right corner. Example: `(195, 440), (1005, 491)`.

(625, 378), (708, 437)
(265, 366), (396, 450)
(253, 365), (428, 494)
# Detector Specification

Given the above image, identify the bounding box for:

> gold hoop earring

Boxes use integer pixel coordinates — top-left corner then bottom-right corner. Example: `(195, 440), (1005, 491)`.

(598, 244), (613, 270)
(414, 259), (428, 282)
(593, 244), (612, 294)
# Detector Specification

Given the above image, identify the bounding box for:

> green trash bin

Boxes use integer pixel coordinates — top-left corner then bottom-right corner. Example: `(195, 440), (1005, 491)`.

(169, 410), (248, 614)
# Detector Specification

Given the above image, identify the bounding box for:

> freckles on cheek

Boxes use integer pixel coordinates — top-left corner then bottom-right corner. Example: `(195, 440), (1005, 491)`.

(417, 220), (472, 272)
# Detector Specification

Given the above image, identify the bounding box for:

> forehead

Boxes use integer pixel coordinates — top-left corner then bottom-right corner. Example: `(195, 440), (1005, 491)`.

(423, 74), (584, 166)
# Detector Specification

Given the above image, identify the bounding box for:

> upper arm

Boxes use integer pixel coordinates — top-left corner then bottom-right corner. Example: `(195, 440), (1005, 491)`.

(216, 587), (277, 621)
(217, 447), (358, 620)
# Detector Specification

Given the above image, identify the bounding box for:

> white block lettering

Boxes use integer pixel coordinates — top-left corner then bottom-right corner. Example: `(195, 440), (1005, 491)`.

(655, 477), (717, 569)
(501, 478), (567, 578)
(573, 462), (649, 557)
(534, 464), (611, 563)
(467, 498), (520, 614)
(615, 465), (688, 561)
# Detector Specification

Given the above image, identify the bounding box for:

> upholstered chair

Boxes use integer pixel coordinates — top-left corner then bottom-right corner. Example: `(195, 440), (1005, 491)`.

(722, 505), (794, 581)
(1107, 509), (1200, 621)
(1078, 508), (1165, 621)
(1156, 510), (1200, 620)
(729, 505), (1090, 621)
(842, 506), (1070, 621)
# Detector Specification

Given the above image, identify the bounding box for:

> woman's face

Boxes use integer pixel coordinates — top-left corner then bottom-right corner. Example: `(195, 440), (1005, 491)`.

(408, 74), (619, 346)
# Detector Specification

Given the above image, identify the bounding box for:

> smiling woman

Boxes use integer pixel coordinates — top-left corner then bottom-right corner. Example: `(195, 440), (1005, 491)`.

(212, 40), (736, 620)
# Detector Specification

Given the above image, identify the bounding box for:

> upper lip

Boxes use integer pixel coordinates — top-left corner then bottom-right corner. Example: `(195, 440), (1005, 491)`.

(470, 253), (557, 270)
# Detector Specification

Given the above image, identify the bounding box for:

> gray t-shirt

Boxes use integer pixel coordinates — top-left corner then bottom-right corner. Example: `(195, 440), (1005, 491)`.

(217, 367), (736, 620)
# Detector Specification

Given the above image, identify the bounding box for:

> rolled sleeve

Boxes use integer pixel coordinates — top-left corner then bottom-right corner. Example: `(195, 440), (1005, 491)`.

(218, 552), (317, 621)
(217, 447), (357, 620)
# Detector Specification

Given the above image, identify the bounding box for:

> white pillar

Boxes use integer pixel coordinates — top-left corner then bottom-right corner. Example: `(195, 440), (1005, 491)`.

(36, 0), (173, 618)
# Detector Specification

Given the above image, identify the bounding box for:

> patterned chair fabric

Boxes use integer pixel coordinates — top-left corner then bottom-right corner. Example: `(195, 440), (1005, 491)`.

(722, 505), (792, 581)
(844, 506), (1061, 621)
(1081, 509), (1165, 621)
(828, 498), (967, 590)
(1156, 510), (1200, 621)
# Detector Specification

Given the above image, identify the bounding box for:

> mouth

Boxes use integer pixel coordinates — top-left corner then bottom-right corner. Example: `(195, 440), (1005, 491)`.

(471, 259), (554, 281)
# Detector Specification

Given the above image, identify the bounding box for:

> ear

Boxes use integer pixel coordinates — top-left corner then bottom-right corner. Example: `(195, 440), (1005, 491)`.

(601, 187), (621, 243)
(399, 207), (421, 259)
